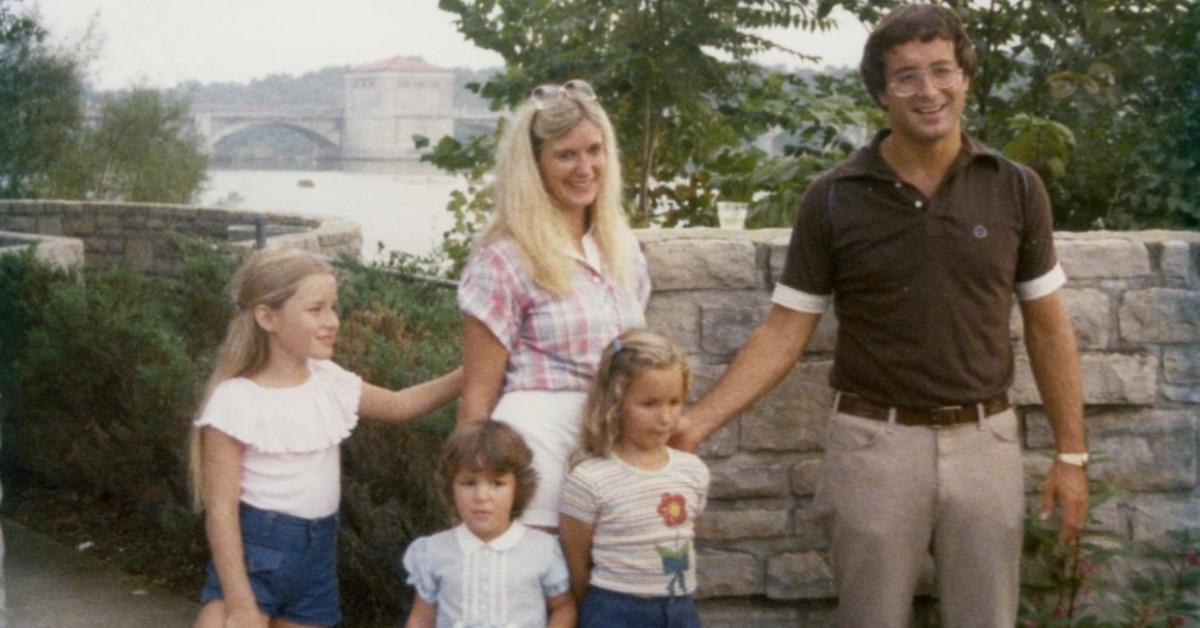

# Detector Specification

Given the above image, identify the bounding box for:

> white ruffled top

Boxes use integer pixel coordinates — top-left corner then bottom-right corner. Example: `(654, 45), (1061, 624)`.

(196, 359), (363, 519)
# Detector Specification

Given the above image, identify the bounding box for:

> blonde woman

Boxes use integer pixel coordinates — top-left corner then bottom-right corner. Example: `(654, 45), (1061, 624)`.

(457, 80), (650, 532)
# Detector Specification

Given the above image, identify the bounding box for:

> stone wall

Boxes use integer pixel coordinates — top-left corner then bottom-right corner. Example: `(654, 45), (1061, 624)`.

(0, 200), (362, 275)
(637, 228), (1200, 626)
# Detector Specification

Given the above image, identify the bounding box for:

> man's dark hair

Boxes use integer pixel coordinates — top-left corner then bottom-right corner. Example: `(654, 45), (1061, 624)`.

(860, 4), (977, 106)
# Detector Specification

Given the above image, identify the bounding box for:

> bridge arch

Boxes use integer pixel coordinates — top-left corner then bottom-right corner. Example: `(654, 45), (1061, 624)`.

(209, 120), (341, 155)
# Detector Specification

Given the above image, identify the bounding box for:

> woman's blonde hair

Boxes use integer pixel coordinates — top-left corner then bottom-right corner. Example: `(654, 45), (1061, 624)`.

(188, 248), (335, 510)
(571, 329), (691, 466)
(476, 85), (636, 296)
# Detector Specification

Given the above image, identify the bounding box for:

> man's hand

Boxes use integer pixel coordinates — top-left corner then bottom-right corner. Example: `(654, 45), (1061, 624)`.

(669, 414), (704, 453)
(1039, 461), (1089, 544)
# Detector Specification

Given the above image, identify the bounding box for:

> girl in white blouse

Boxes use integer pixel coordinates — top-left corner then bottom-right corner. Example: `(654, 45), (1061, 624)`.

(190, 248), (461, 628)
(402, 420), (575, 628)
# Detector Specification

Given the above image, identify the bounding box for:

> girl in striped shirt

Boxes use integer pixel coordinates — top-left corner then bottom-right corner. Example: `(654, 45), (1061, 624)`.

(559, 330), (710, 628)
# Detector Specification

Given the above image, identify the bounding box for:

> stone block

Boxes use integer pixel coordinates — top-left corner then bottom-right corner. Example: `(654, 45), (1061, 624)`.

(696, 291), (771, 354)
(691, 364), (740, 458)
(643, 238), (763, 291)
(1163, 385), (1200, 404)
(61, 217), (96, 236)
(792, 506), (831, 549)
(696, 549), (761, 598)
(1011, 352), (1156, 406)
(1165, 346), (1200, 385)
(1161, 241), (1193, 280)
(1123, 494), (1200, 541)
(696, 600), (812, 628)
(124, 238), (155, 271)
(740, 361), (834, 453)
(646, 292), (703, 354)
(1056, 237), (1151, 279)
(95, 214), (122, 233)
(3, 216), (36, 232)
(696, 509), (789, 541)
(35, 216), (63, 235)
(767, 233), (791, 284)
(765, 551), (835, 600)
(790, 456), (823, 497)
(708, 455), (791, 499)
(1120, 289), (1200, 343)
(1059, 288), (1111, 349)
(1027, 409), (1196, 491)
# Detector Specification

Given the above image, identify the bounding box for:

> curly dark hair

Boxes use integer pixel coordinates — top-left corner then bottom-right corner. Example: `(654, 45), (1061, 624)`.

(436, 420), (539, 521)
(860, 4), (977, 106)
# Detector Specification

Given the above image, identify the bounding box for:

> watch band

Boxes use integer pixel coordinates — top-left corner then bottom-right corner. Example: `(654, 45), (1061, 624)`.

(1055, 452), (1090, 467)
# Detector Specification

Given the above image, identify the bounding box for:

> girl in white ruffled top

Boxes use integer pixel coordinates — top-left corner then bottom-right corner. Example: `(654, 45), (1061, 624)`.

(190, 248), (462, 628)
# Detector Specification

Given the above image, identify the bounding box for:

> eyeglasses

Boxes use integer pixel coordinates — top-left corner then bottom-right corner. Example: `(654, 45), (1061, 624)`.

(531, 79), (597, 110)
(888, 66), (963, 98)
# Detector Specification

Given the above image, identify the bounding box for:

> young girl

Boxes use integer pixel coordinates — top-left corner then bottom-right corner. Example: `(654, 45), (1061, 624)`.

(559, 330), (709, 628)
(402, 420), (576, 628)
(191, 248), (462, 628)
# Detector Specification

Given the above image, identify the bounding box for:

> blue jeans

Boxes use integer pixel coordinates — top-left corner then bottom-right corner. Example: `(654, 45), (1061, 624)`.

(200, 503), (340, 626)
(580, 586), (701, 628)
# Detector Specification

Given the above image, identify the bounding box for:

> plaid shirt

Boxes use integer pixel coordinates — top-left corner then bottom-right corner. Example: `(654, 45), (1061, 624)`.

(458, 233), (650, 393)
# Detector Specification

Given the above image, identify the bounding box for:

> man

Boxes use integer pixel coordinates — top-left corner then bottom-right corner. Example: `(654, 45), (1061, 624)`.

(673, 5), (1088, 626)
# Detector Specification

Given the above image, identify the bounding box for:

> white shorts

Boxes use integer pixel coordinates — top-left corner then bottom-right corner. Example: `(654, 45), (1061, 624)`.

(491, 390), (588, 528)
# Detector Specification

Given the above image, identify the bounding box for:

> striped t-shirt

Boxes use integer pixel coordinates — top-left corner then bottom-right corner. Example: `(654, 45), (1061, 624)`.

(559, 449), (709, 597)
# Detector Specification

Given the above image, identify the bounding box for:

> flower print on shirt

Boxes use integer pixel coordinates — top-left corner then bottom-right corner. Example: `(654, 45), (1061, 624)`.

(655, 492), (690, 596)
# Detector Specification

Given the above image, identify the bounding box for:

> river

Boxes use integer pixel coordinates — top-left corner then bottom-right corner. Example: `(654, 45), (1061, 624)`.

(199, 169), (465, 261)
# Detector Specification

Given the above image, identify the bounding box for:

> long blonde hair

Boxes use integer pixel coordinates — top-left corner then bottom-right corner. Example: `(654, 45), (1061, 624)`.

(476, 86), (636, 296)
(188, 248), (335, 510)
(571, 330), (691, 467)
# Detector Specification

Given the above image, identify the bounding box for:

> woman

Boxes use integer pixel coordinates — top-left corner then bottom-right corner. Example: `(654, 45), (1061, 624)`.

(456, 79), (650, 531)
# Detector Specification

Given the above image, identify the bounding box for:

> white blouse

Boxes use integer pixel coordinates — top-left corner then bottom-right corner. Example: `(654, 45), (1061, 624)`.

(195, 359), (362, 518)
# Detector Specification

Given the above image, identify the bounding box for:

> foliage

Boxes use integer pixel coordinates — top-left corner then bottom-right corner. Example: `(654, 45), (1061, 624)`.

(944, 0), (1200, 229)
(1019, 477), (1200, 627)
(427, 0), (883, 238)
(50, 88), (210, 203)
(0, 0), (84, 198)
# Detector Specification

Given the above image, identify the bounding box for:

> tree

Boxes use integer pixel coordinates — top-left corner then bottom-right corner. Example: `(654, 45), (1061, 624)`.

(432, 0), (881, 228)
(946, 0), (1200, 229)
(57, 89), (209, 204)
(0, 0), (84, 198)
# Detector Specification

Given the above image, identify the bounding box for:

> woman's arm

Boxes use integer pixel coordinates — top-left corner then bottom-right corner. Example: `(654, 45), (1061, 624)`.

(403, 596), (437, 628)
(200, 427), (267, 627)
(558, 514), (595, 605)
(546, 591), (577, 628)
(457, 315), (509, 424)
(358, 368), (464, 423)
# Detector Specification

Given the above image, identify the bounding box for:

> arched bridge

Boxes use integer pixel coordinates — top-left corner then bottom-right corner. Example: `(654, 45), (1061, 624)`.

(191, 105), (344, 154)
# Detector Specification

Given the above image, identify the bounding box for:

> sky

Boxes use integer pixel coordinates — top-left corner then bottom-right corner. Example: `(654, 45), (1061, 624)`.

(30, 0), (869, 91)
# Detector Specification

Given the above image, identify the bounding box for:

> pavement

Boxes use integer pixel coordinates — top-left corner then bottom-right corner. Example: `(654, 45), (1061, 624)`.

(3, 518), (198, 627)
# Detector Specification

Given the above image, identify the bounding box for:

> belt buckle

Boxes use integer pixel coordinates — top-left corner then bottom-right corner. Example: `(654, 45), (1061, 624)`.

(929, 405), (964, 427)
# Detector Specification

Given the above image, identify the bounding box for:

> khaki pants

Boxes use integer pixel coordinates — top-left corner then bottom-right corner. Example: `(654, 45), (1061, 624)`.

(818, 406), (1024, 628)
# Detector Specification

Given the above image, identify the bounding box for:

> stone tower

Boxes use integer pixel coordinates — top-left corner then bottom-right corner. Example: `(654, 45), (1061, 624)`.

(342, 56), (455, 170)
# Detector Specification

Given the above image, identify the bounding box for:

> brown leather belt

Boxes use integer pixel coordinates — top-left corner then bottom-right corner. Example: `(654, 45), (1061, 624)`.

(834, 392), (1011, 427)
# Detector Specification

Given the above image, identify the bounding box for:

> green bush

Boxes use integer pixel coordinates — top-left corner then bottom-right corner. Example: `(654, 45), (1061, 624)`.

(0, 243), (461, 624)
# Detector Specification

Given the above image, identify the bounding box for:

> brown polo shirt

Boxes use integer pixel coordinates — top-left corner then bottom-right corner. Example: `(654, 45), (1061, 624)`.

(774, 130), (1063, 409)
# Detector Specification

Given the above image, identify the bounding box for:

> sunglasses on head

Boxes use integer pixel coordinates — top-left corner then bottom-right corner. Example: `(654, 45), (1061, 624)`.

(531, 79), (597, 110)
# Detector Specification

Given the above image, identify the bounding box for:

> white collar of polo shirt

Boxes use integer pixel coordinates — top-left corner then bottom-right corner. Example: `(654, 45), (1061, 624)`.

(454, 521), (528, 553)
(563, 230), (602, 270)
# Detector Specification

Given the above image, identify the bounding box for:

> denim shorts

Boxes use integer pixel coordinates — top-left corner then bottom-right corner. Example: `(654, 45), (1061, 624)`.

(200, 503), (341, 626)
(579, 586), (701, 628)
